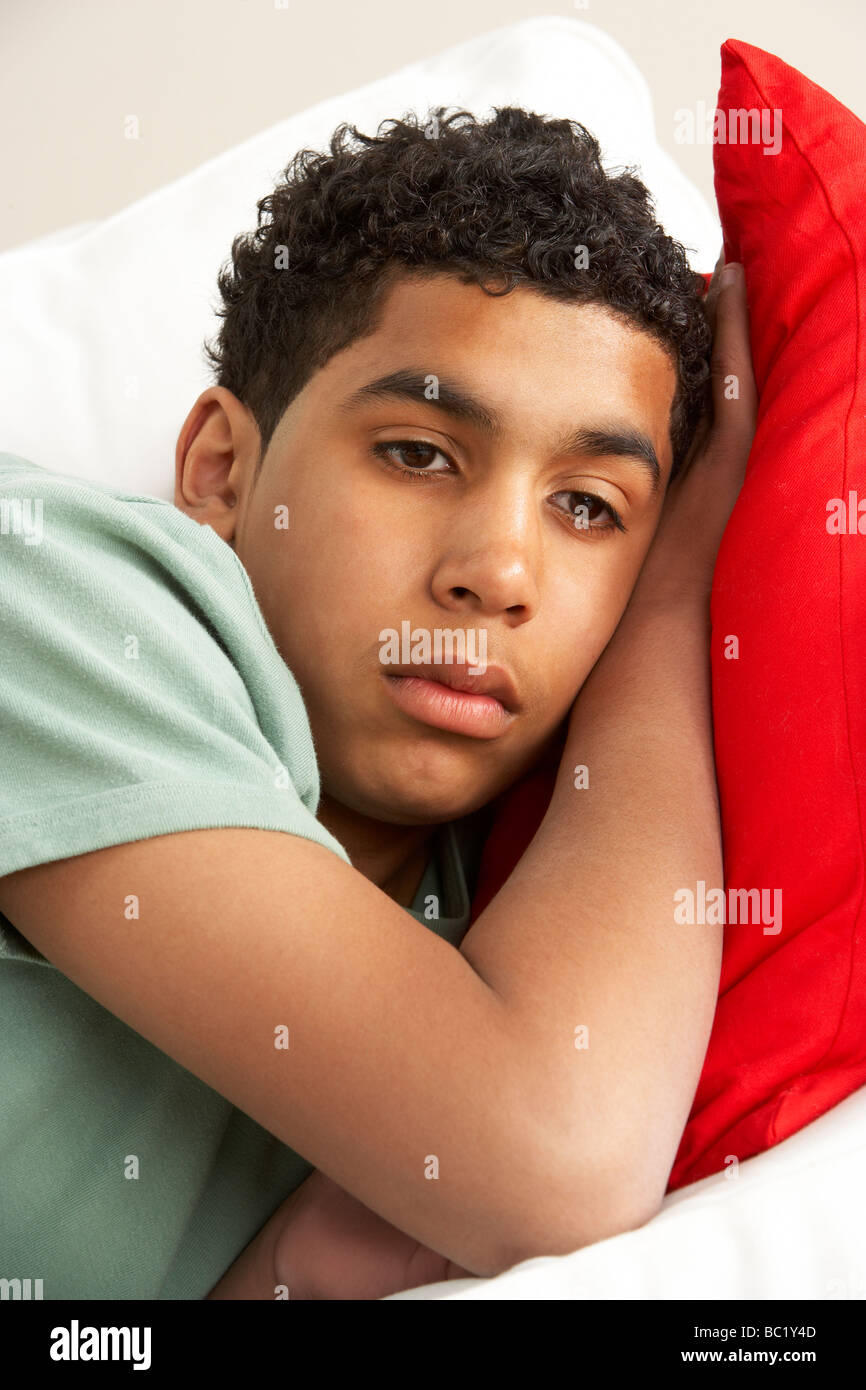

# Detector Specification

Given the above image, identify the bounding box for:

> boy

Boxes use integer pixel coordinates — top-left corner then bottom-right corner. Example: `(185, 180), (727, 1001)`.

(0, 105), (754, 1299)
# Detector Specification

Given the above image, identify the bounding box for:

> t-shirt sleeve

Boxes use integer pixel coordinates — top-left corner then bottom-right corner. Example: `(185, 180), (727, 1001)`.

(0, 459), (352, 882)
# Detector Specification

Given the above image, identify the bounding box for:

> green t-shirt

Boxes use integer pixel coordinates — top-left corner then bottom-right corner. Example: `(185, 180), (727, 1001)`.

(0, 454), (493, 1300)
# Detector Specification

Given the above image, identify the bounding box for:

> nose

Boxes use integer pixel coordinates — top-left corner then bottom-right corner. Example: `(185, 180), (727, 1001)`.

(430, 474), (541, 622)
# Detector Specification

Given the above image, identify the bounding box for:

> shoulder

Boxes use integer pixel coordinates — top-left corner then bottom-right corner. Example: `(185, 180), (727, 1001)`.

(0, 452), (275, 687)
(0, 451), (244, 598)
(0, 451), (269, 728)
(0, 454), (340, 873)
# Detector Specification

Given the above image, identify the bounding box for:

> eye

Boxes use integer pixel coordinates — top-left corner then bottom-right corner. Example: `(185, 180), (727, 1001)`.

(550, 490), (626, 535)
(371, 440), (454, 479)
(371, 443), (627, 535)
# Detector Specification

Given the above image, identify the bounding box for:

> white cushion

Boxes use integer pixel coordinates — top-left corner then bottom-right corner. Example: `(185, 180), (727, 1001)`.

(387, 1084), (866, 1298)
(0, 16), (719, 501)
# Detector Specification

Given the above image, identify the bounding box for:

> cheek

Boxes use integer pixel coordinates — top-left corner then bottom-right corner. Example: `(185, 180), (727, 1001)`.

(279, 469), (412, 576)
(257, 477), (356, 598)
(543, 552), (639, 686)
(247, 486), (413, 679)
(291, 484), (431, 625)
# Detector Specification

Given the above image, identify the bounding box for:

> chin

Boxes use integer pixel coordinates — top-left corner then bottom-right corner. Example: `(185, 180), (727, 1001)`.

(327, 759), (497, 827)
(358, 785), (484, 827)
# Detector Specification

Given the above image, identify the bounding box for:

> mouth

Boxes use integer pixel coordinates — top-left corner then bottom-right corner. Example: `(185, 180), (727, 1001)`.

(381, 663), (520, 740)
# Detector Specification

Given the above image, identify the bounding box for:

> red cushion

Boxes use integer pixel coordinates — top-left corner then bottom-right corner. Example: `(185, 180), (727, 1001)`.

(469, 37), (866, 1191)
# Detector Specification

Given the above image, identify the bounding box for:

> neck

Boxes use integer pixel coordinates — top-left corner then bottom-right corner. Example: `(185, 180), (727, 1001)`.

(316, 791), (437, 910)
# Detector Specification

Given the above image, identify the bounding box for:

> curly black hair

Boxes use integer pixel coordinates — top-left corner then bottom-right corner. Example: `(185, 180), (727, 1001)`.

(203, 106), (711, 479)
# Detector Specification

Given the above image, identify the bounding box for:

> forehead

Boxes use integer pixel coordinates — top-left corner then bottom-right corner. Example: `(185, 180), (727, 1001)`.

(324, 270), (678, 458)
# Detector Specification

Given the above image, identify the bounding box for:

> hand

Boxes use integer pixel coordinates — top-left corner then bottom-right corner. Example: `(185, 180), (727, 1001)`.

(271, 1168), (473, 1301)
(629, 252), (758, 613)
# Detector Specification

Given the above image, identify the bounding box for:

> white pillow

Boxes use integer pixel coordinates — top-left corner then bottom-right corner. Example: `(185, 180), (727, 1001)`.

(0, 15), (720, 500)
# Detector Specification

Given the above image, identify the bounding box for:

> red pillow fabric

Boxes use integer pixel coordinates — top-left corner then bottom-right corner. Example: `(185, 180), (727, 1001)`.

(469, 37), (866, 1191)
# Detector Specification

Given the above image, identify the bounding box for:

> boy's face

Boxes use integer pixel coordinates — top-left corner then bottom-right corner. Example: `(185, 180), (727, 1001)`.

(178, 270), (677, 826)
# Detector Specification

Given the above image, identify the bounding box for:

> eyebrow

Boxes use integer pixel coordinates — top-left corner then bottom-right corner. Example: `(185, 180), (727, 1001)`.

(338, 367), (663, 495)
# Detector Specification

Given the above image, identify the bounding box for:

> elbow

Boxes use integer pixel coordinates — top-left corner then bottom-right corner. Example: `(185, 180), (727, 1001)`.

(490, 1163), (666, 1277)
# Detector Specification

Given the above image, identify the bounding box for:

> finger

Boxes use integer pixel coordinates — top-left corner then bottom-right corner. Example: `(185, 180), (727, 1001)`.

(671, 394), (712, 488)
(708, 245), (725, 289)
(708, 263), (758, 447)
(702, 245), (726, 338)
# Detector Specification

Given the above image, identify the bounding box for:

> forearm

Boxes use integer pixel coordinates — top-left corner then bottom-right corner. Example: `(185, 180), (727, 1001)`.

(460, 596), (723, 1235)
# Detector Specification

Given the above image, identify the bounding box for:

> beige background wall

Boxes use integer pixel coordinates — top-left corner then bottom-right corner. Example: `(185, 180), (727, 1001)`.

(1, 0), (863, 254)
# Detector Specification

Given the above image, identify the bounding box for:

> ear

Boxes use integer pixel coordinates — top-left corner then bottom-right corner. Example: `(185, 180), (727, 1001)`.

(173, 387), (259, 541)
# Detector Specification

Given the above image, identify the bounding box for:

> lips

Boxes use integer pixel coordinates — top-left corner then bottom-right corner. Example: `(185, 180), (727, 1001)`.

(382, 662), (521, 714)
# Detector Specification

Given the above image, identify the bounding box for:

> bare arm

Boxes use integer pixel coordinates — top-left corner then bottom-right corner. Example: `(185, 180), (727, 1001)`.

(0, 264), (753, 1279)
(0, 831), (528, 1277)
